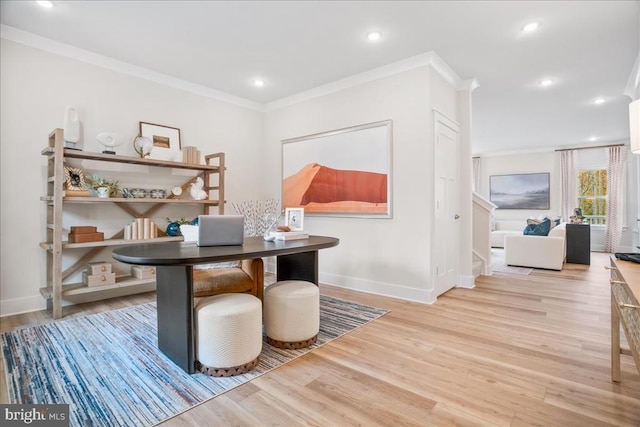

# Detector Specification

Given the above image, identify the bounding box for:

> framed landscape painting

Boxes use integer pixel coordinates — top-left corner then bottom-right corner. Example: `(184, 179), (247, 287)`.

(282, 120), (393, 218)
(490, 173), (550, 209)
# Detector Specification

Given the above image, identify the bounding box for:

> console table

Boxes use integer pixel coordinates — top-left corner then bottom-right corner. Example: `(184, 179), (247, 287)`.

(566, 223), (590, 265)
(608, 256), (640, 382)
(113, 235), (339, 373)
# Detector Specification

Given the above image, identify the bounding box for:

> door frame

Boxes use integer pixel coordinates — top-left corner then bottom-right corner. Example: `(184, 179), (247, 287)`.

(431, 109), (460, 297)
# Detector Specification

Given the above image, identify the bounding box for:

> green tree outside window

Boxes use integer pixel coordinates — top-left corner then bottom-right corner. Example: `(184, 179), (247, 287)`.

(578, 169), (607, 225)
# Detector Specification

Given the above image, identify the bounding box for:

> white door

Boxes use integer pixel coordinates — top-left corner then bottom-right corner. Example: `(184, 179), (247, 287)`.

(433, 112), (460, 296)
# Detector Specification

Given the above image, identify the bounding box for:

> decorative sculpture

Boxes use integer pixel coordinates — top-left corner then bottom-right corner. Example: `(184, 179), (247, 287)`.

(190, 177), (207, 200)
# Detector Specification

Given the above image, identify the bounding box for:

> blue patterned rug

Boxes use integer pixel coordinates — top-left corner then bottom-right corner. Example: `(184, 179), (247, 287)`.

(2, 295), (388, 426)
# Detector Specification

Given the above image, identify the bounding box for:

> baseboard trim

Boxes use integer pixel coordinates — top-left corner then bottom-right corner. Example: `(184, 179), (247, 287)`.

(0, 282), (156, 318)
(457, 274), (475, 289)
(0, 295), (46, 317)
(320, 272), (436, 304)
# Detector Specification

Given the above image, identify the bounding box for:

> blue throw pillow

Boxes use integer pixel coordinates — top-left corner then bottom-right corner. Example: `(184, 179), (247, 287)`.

(523, 218), (551, 236)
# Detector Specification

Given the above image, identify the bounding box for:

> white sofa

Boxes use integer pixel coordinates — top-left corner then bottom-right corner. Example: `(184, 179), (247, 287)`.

(491, 220), (526, 248)
(504, 223), (566, 271)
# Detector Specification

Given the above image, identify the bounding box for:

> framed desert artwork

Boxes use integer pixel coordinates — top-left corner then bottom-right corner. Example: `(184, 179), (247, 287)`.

(282, 120), (393, 218)
(489, 172), (550, 209)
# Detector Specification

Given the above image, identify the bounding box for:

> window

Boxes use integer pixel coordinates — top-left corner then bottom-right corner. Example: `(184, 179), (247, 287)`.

(578, 169), (607, 225)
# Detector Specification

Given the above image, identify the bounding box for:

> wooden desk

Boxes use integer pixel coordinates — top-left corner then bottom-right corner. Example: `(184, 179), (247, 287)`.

(113, 236), (339, 373)
(609, 256), (640, 382)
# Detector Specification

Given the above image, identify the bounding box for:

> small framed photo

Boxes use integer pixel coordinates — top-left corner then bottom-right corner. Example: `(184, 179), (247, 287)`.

(64, 166), (86, 191)
(139, 122), (182, 161)
(285, 208), (304, 231)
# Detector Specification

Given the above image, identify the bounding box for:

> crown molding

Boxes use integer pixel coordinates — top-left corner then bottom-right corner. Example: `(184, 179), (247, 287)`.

(624, 49), (640, 101)
(266, 51), (470, 111)
(459, 78), (480, 93)
(1, 25), (476, 114)
(0, 25), (265, 112)
(474, 138), (631, 158)
(473, 146), (556, 158)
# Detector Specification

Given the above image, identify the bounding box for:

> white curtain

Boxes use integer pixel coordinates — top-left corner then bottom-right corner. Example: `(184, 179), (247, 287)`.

(605, 146), (628, 253)
(472, 157), (480, 192)
(560, 150), (577, 222)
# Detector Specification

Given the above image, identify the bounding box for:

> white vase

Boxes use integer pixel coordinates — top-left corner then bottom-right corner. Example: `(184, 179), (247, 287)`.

(96, 187), (109, 198)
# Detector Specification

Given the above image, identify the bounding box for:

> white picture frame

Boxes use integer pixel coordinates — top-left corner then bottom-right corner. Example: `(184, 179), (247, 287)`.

(139, 122), (182, 161)
(285, 207), (304, 231)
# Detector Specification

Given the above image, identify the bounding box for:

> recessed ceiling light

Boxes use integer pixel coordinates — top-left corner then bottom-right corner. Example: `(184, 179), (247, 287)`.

(523, 22), (540, 32)
(367, 32), (382, 42)
(593, 98), (605, 105)
(589, 136), (597, 142)
(253, 79), (265, 88)
(539, 79), (553, 87)
(36, 1), (54, 8)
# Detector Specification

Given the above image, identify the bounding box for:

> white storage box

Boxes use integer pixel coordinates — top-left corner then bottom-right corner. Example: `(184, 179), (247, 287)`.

(180, 224), (199, 243)
(82, 271), (116, 287)
(85, 262), (112, 275)
(132, 265), (156, 280)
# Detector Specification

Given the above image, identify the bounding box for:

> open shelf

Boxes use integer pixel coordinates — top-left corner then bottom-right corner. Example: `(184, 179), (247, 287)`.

(39, 236), (183, 251)
(41, 147), (220, 171)
(40, 128), (225, 318)
(39, 276), (156, 298)
(40, 196), (220, 204)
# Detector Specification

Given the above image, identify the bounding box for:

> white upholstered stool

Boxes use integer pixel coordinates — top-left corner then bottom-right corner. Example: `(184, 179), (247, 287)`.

(264, 280), (319, 349)
(195, 293), (262, 376)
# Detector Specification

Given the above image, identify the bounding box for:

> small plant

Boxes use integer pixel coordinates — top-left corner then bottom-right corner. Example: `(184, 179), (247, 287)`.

(89, 174), (119, 195)
(165, 217), (195, 225)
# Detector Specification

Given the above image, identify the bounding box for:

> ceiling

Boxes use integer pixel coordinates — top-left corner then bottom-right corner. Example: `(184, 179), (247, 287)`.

(1, 1), (638, 155)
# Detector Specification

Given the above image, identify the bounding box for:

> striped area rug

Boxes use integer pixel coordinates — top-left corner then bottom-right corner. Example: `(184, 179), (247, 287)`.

(2, 295), (388, 427)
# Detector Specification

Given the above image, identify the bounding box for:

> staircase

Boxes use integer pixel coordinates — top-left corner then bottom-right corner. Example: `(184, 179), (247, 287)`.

(472, 258), (484, 278)
(472, 192), (497, 277)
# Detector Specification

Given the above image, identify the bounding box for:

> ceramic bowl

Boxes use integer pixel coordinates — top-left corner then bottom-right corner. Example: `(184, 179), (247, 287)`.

(150, 189), (166, 199)
(130, 188), (147, 198)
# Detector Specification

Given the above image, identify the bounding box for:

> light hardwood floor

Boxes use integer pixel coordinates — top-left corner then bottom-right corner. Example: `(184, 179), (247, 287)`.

(2, 252), (639, 426)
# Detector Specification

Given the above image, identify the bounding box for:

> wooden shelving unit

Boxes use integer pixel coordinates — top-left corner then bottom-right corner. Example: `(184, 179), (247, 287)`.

(41, 128), (226, 319)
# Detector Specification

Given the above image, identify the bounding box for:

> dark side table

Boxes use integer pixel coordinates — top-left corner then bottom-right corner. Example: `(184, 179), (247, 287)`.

(566, 223), (591, 265)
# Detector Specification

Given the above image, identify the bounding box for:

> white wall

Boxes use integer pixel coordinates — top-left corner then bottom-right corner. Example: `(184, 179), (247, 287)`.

(0, 38), (470, 315)
(265, 65), (465, 302)
(0, 39), (265, 315)
(478, 151), (560, 220)
(477, 149), (639, 252)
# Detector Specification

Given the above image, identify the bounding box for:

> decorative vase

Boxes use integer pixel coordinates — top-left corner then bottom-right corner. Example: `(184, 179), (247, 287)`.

(166, 222), (181, 236)
(96, 187), (110, 198)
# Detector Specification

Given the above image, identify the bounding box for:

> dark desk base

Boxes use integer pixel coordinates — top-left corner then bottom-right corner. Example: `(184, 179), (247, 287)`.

(157, 251), (319, 373)
(277, 251), (319, 284)
(156, 265), (195, 373)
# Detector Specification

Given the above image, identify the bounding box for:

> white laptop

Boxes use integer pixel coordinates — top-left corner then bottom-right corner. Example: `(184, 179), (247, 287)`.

(197, 215), (244, 247)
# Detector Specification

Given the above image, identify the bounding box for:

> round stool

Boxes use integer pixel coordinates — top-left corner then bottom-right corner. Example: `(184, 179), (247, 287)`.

(264, 280), (319, 349)
(195, 293), (262, 376)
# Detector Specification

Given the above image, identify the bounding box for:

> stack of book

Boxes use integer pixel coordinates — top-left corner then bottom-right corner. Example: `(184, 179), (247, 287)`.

(123, 218), (158, 240)
(181, 146), (201, 165)
(273, 230), (309, 241)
